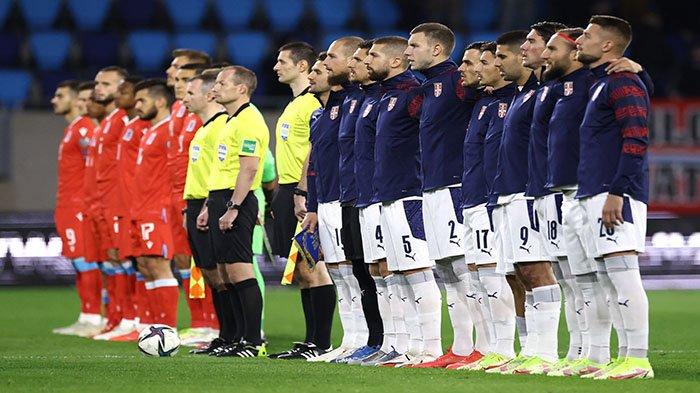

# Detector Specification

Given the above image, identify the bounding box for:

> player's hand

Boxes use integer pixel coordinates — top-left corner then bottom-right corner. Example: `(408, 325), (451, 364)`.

(196, 207), (209, 231)
(483, 86), (495, 94)
(182, 212), (187, 231)
(301, 212), (318, 233)
(106, 248), (119, 263)
(606, 57), (642, 74)
(294, 195), (307, 222)
(219, 209), (238, 232)
(602, 194), (624, 230)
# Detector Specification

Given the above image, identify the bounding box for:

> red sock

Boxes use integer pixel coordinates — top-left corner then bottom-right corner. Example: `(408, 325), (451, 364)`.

(183, 277), (205, 328)
(105, 274), (119, 326)
(113, 273), (128, 322)
(121, 273), (137, 321)
(202, 285), (219, 329)
(81, 268), (103, 315)
(154, 279), (179, 328)
(144, 282), (158, 325)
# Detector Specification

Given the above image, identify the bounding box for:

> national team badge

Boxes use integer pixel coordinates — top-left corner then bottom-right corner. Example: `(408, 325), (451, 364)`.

(388, 97), (398, 111)
(123, 128), (134, 141)
(349, 100), (357, 113)
(185, 119), (197, 132)
(433, 82), (443, 97)
(540, 86), (549, 102)
(591, 83), (605, 101)
(330, 105), (339, 120)
(362, 104), (373, 118)
(478, 105), (487, 120)
(523, 90), (535, 102)
(564, 81), (573, 96)
(176, 105), (186, 117)
(498, 103), (508, 118)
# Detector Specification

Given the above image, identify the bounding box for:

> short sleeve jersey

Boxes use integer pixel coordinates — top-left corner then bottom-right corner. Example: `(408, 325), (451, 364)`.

(132, 116), (172, 219)
(183, 112), (228, 200)
(275, 88), (322, 184)
(57, 115), (94, 208)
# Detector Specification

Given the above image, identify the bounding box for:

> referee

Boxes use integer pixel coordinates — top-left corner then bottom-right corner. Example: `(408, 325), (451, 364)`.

(198, 66), (270, 358)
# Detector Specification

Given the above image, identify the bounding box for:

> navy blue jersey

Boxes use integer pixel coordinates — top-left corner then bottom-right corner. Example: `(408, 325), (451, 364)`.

(482, 83), (518, 206)
(492, 73), (539, 199)
(374, 70), (423, 202)
(577, 64), (650, 203)
(354, 82), (384, 208)
(310, 89), (346, 204)
(418, 60), (479, 191)
(525, 80), (562, 198)
(460, 94), (496, 208)
(338, 84), (364, 204)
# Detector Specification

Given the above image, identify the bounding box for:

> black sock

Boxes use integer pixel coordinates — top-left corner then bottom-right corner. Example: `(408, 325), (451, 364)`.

(234, 278), (263, 346)
(309, 284), (336, 350)
(300, 288), (315, 344)
(352, 259), (383, 347)
(212, 289), (232, 340)
(225, 283), (244, 342)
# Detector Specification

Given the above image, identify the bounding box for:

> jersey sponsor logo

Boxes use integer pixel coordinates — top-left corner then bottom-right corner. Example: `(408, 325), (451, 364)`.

(217, 144), (227, 161)
(591, 83), (605, 101)
(362, 104), (373, 118)
(176, 105), (186, 118)
(330, 105), (340, 120)
(191, 145), (200, 162)
(145, 132), (157, 145)
(242, 139), (257, 154)
(498, 102), (508, 118)
(185, 119), (197, 132)
(523, 89), (535, 103)
(123, 128), (134, 141)
(387, 97), (398, 111)
(540, 86), (549, 102)
(564, 81), (574, 96)
(433, 82), (442, 97)
(478, 105), (487, 120)
(349, 100), (357, 113)
(280, 123), (290, 141)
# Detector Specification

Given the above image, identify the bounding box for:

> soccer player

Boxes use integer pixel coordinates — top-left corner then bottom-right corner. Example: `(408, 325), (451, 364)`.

(574, 15), (653, 380)
(131, 79), (179, 329)
(202, 66), (269, 357)
(51, 80), (102, 337)
(364, 37), (442, 367)
(404, 22), (483, 369)
(268, 42), (336, 360)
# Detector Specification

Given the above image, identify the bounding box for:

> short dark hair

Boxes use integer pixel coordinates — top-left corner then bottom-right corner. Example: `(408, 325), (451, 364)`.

(466, 41), (488, 51)
(189, 72), (217, 93)
(78, 81), (95, 92)
(359, 39), (375, 50)
(134, 78), (175, 107)
(317, 51), (327, 61)
(373, 36), (409, 67)
(57, 80), (80, 93)
(222, 65), (258, 97)
(410, 22), (456, 55)
(171, 49), (211, 65)
(530, 21), (568, 44)
(555, 27), (584, 45)
(589, 15), (633, 51)
(279, 41), (317, 72)
(98, 66), (129, 79)
(124, 76), (143, 85)
(496, 30), (529, 53)
(480, 41), (497, 54)
(178, 63), (206, 75)
(209, 62), (231, 69)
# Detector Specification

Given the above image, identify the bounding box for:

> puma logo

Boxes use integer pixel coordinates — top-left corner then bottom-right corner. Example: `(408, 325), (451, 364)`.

(377, 244), (385, 250)
(606, 236), (619, 245)
(532, 302), (541, 310)
(400, 296), (407, 302)
(519, 244), (532, 254)
(487, 292), (498, 299)
(377, 291), (384, 297)
(466, 293), (477, 300)
(405, 253), (416, 261)
(550, 241), (559, 249)
(338, 297), (343, 303)
(388, 293), (393, 300)
(351, 296), (357, 303)
(414, 297), (422, 304)
(618, 299), (630, 307)
(447, 303), (455, 308)
(480, 248), (493, 256)
(449, 239), (461, 247)
(584, 300), (591, 307)
(575, 308), (583, 315)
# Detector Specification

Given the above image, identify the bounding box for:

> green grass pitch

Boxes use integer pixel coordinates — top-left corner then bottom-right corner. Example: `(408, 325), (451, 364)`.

(1, 287), (698, 392)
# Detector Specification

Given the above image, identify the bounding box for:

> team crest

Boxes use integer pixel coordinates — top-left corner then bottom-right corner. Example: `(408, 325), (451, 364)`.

(185, 119), (197, 132)
(523, 90), (535, 103)
(540, 86), (549, 102)
(123, 128), (134, 141)
(387, 97), (398, 111)
(330, 105), (340, 120)
(362, 104), (373, 118)
(176, 105), (186, 117)
(564, 81), (573, 96)
(591, 83), (605, 101)
(478, 105), (487, 120)
(433, 82), (443, 97)
(498, 103), (508, 118)
(349, 100), (357, 113)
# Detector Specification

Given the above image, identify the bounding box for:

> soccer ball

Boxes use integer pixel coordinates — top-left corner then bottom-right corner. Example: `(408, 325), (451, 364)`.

(137, 324), (180, 357)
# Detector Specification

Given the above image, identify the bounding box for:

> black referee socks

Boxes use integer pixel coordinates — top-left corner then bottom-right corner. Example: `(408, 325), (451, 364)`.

(300, 288), (316, 344)
(224, 283), (244, 342)
(310, 284), (336, 350)
(234, 278), (264, 346)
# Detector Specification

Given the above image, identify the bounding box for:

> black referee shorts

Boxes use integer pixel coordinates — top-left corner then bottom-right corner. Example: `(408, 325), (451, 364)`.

(271, 182), (298, 257)
(341, 204), (364, 261)
(185, 199), (216, 269)
(207, 189), (258, 264)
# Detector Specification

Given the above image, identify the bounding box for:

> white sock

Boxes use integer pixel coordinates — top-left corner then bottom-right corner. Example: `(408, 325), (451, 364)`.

(328, 267), (354, 348)
(385, 274), (408, 354)
(576, 272), (611, 364)
(460, 270), (489, 354)
(406, 270), (443, 357)
(605, 255), (648, 359)
(339, 264), (367, 348)
(373, 276), (395, 353)
(554, 258), (583, 360)
(470, 270), (494, 353)
(532, 284), (561, 363)
(479, 268), (516, 358)
(516, 316), (527, 352)
(397, 274), (422, 355)
(596, 261), (628, 359)
(436, 260), (473, 356)
(521, 291), (538, 357)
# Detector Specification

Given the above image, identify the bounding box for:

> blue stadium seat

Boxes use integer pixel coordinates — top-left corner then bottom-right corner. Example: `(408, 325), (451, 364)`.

(370, 30), (406, 40)
(164, 0), (207, 30)
(451, 33), (467, 62)
(173, 32), (217, 56)
(0, 0), (12, 29)
(40, 70), (76, 103)
(29, 31), (72, 71)
(0, 70), (32, 108)
(362, 0), (399, 29)
(19, 0), (62, 30)
(312, 0), (353, 30)
(463, 0), (498, 31)
(0, 33), (19, 66)
(262, 0), (303, 32)
(226, 32), (270, 70)
(80, 32), (120, 68)
(128, 30), (170, 71)
(119, 0), (156, 28)
(320, 30), (363, 51)
(466, 31), (499, 45)
(67, 0), (110, 31)
(214, 0), (256, 31)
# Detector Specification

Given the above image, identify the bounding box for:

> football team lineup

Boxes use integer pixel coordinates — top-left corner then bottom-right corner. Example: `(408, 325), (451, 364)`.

(43, 15), (661, 385)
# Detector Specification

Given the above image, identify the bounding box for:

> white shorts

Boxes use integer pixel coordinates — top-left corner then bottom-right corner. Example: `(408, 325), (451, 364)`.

(582, 192), (647, 258)
(561, 190), (597, 275)
(462, 204), (497, 265)
(380, 196), (432, 272)
(423, 185), (464, 260)
(317, 201), (346, 263)
(359, 203), (386, 263)
(534, 193), (567, 258)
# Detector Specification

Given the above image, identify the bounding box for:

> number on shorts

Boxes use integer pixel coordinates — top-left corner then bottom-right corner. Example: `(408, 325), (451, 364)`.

(597, 218), (614, 237)
(65, 228), (77, 247)
(520, 226), (529, 246)
(402, 235), (412, 254)
(140, 223), (155, 241)
(546, 220), (557, 240)
(475, 229), (488, 250)
(334, 228), (341, 246)
(448, 220), (458, 240)
(375, 225), (383, 243)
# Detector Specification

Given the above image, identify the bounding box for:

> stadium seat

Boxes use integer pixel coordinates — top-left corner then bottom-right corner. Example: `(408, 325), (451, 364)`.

(362, 0), (399, 29)
(164, 0), (208, 30)
(451, 33), (467, 62)
(262, 0), (303, 32)
(0, 70), (31, 108)
(214, 0), (256, 31)
(312, 0), (353, 30)
(5, 237), (26, 258)
(0, 0), (12, 29)
(46, 237), (63, 257)
(463, 0), (498, 31)
(370, 30), (406, 40)
(18, 0), (62, 30)
(0, 33), (19, 67)
(320, 30), (363, 51)
(39, 70), (76, 102)
(173, 32), (217, 57)
(25, 237), (49, 258)
(29, 31), (72, 71)
(226, 32), (270, 70)
(118, 0), (156, 28)
(80, 32), (120, 68)
(67, 0), (110, 31)
(128, 30), (171, 71)
(467, 31), (500, 44)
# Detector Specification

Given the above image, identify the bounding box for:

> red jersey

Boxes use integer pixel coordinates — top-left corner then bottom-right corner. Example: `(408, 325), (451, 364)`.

(173, 111), (202, 197)
(57, 115), (94, 208)
(83, 126), (100, 215)
(116, 117), (150, 218)
(95, 108), (129, 211)
(132, 116), (172, 220)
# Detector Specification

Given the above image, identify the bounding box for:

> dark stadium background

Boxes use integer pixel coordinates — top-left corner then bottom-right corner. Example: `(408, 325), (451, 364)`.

(0, 0), (698, 288)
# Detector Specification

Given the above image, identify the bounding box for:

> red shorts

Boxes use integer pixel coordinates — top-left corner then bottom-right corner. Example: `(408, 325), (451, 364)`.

(131, 208), (173, 259)
(170, 197), (191, 256)
(118, 216), (134, 258)
(54, 206), (86, 259)
(84, 212), (105, 262)
(98, 207), (120, 250)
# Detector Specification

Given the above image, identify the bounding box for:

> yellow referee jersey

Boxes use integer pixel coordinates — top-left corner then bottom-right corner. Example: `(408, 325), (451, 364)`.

(183, 111), (227, 200)
(275, 87), (321, 184)
(208, 103), (270, 191)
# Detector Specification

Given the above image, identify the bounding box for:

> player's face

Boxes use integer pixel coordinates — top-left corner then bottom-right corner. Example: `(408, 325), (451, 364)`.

(114, 81), (136, 110)
(576, 24), (604, 65)
(183, 80), (207, 113)
(365, 44), (391, 82)
(134, 90), (157, 120)
(308, 60), (330, 94)
(348, 48), (370, 84)
(542, 36), (574, 82)
(495, 45), (523, 82)
(94, 71), (123, 105)
(174, 68), (196, 100)
(166, 55), (189, 87)
(75, 89), (91, 115)
(323, 41), (350, 86)
(405, 32), (433, 71)
(458, 48), (482, 88)
(213, 70), (243, 105)
(521, 29), (546, 69)
(478, 51), (502, 87)
(51, 87), (74, 115)
(273, 50), (300, 84)
(86, 93), (106, 120)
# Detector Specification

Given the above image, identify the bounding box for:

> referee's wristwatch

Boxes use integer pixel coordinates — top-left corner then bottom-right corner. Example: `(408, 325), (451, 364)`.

(226, 200), (241, 211)
(293, 188), (307, 197)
